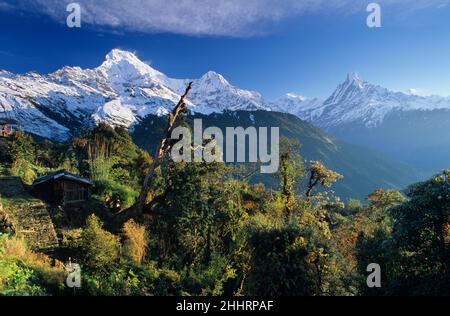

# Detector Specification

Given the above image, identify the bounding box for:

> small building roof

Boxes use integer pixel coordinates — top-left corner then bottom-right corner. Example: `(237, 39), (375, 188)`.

(33, 170), (93, 187)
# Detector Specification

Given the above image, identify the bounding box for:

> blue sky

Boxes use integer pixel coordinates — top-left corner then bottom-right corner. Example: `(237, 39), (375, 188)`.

(1, 0), (450, 100)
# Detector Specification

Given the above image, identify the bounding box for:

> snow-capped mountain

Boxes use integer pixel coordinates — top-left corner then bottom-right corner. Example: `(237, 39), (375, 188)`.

(270, 93), (324, 121)
(268, 72), (450, 133)
(0, 49), (269, 141)
(297, 73), (450, 174)
(301, 72), (450, 129)
(2, 47), (450, 157)
(189, 71), (269, 113)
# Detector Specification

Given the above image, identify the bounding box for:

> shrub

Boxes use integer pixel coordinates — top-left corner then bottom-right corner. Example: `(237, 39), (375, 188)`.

(81, 215), (120, 270)
(11, 159), (36, 185)
(182, 254), (237, 296)
(245, 225), (316, 296)
(151, 268), (182, 296)
(93, 179), (139, 212)
(60, 229), (83, 249)
(0, 259), (46, 296)
(82, 262), (150, 296)
(123, 220), (148, 265)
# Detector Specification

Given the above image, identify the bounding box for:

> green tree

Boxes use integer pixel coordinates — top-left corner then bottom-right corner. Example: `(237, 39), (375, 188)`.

(367, 189), (406, 211)
(9, 131), (35, 163)
(154, 161), (245, 267)
(8, 131), (36, 183)
(81, 214), (120, 270)
(306, 161), (342, 198)
(357, 172), (450, 295)
(278, 137), (304, 218)
(388, 171), (450, 295)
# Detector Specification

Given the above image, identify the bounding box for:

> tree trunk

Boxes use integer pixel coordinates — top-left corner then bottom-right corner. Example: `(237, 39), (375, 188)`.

(114, 82), (193, 225)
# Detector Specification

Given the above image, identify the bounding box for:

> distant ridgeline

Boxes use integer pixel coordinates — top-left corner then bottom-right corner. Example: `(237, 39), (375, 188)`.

(132, 111), (420, 201)
(0, 110), (420, 201)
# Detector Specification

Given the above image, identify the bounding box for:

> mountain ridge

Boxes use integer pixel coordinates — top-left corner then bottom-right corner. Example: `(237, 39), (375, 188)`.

(0, 49), (273, 141)
(2, 48), (450, 143)
(304, 72), (450, 129)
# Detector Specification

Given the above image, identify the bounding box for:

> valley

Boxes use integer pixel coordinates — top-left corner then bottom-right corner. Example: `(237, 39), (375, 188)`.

(133, 111), (420, 200)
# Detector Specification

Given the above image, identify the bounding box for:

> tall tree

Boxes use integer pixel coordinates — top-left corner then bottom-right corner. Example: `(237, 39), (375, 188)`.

(114, 83), (193, 224)
(306, 161), (342, 198)
(278, 137), (303, 219)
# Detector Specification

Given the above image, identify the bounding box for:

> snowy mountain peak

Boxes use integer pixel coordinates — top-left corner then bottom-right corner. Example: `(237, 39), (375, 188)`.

(200, 71), (230, 86)
(313, 73), (450, 129)
(285, 93), (307, 102)
(341, 72), (366, 91)
(98, 49), (166, 84)
(188, 69), (268, 113)
(3, 48), (450, 142)
(105, 49), (138, 62)
(270, 93), (324, 121)
(103, 49), (155, 72)
(194, 71), (234, 93)
(346, 72), (363, 83)
(405, 88), (424, 96)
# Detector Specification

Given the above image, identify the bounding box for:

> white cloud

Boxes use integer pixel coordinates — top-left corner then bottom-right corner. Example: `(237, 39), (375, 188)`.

(0, 1), (14, 11)
(3, 0), (450, 37)
(406, 88), (431, 96)
(406, 88), (421, 95)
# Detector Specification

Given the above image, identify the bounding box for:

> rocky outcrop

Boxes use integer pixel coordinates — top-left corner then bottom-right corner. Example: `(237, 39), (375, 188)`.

(0, 177), (59, 251)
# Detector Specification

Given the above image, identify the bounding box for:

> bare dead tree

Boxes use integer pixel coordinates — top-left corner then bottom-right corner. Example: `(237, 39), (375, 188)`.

(138, 82), (193, 206)
(114, 82), (193, 224)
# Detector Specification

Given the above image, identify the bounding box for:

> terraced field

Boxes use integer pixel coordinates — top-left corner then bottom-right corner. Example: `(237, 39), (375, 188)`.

(0, 177), (58, 251)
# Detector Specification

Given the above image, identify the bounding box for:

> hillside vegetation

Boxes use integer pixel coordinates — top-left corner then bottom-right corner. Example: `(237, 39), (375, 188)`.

(0, 123), (449, 296)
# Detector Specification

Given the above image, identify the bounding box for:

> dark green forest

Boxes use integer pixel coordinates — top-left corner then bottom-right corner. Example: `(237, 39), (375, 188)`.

(0, 122), (449, 296)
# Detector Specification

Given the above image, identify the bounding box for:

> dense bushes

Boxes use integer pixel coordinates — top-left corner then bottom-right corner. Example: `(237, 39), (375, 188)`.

(0, 259), (46, 296)
(8, 132), (37, 184)
(246, 225), (315, 296)
(0, 235), (65, 296)
(356, 170), (450, 296)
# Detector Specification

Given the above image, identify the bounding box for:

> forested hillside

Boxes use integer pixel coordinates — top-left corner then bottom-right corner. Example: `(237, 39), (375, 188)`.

(132, 111), (420, 200)
(0, 122), (449, 296)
